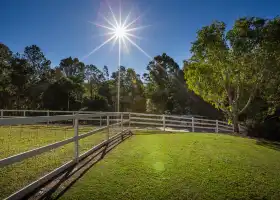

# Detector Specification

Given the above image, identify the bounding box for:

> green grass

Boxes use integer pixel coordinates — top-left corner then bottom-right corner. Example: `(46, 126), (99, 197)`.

(60, 131), (280, 200)
(0, 124), (110, 199)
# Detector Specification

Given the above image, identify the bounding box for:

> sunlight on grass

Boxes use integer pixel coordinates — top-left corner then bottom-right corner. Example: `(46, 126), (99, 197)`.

(0, 124), (106, 199)
(61, 132), (280, 200)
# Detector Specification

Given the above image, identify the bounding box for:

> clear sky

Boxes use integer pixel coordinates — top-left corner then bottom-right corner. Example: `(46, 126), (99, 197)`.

(1, 0), (279, 74)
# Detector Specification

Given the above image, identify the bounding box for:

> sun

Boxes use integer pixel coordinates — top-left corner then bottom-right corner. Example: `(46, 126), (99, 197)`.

(114, 25), (127, 38)
(83, 3), (151, 60)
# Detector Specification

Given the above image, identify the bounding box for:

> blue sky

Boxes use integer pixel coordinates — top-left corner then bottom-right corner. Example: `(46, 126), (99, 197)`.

(1, 0), (279, 74)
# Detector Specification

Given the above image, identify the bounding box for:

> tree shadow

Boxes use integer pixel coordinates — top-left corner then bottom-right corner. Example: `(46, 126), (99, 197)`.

(28, 131), (132, 200)
(256, 139), (280, 151)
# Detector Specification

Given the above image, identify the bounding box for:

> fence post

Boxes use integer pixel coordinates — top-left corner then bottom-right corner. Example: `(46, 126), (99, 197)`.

(163, 115), (165, 132)
(72, 112), (75, 127)
(216, 120), (218, 133)
(192, 117), (194, 132)
(99, 115), (102, 127)
(238, 124), (241, 134)
(47, 110), (50, 125)
(129, 113), (131, 129)
(74, 116), (79, 163)
(23, 110), (26, 117)
(107, 115), (110, 141)
(121, 113), (123, 131)
(1, 109), (3, 118)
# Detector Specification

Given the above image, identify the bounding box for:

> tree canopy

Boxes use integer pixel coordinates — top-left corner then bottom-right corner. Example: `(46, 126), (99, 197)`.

(184, 17), (280, 133)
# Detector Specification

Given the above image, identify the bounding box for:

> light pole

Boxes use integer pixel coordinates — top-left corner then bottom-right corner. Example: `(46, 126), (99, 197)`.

(117, 37), (121, 113)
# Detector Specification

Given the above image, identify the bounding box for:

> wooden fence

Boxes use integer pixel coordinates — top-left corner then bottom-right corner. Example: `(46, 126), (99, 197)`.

(0, 110), (246, 199)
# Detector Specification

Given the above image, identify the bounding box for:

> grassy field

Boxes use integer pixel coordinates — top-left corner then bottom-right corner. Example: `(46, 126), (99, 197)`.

(2, 128), (280, 200)
(0, 124), (112, 199)
(59, 131), (280, 200)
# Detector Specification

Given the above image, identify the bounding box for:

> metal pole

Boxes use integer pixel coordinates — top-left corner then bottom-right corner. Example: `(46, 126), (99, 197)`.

(117, 37), (121, 113)
(192, 117), (194, 132)
(74, 116), (79, 162)
(216, 120), (218, 133)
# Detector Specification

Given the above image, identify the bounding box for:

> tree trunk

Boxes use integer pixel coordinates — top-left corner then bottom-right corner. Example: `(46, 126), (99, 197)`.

(233, 116), (239, 133)
(232, 114), (239, 133)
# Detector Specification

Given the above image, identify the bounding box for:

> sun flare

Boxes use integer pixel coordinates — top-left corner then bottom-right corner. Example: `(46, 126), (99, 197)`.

(83, 3), (151, 60)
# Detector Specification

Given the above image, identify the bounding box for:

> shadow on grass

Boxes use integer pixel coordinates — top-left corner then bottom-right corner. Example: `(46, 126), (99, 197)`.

(27, 131), (132, 200)
(256, 139), (280, 151)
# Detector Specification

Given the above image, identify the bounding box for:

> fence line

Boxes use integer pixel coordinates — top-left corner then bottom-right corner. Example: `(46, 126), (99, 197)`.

(0, 109), (246, 133)
(0, 109), (247, 199)
(0, 112), (130, 200)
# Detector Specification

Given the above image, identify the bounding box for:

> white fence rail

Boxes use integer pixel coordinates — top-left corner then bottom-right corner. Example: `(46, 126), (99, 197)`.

(0, 112), (129, 200)
(0, 109), (246, 199)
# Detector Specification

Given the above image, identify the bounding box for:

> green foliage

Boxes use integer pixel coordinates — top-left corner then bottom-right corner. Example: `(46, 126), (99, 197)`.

(59, 57), (85, 83)
(184, 17), (280, 132)
(42, 77), (84, 110)
(144, 53), (190, 114)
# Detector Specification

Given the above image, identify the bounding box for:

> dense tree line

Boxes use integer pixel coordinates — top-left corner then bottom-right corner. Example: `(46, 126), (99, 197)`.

(0, 43), (220, 118)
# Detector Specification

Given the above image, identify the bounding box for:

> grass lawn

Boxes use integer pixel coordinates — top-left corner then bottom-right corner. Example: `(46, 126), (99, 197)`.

(0, 124), (114, 199)
(60, 131), (280, 200)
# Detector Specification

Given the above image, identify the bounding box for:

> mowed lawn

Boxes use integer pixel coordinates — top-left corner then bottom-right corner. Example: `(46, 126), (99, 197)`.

(60, 131), (280, 200)
(0, 124), (109, 199)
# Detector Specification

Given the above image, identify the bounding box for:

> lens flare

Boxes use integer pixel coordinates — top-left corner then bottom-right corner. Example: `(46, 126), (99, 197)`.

(83, 2), (150, 60)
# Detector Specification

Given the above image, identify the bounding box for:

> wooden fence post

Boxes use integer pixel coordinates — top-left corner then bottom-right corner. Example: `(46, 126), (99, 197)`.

(121, 113), (123, 131)
(23, 110), (26, 117)
(47, 110), (50, 125)
(129, 113), (131, 129)
(1, 109), (3, 118)
(74, 116), (79, 162)
(192, 117), (194, 132)
(216, 120), (218, 133)
(107, 115), (110, 140)
(72, 112), (75, 127)
(99, 116), (102, 127)
(163, 115), (165, 131)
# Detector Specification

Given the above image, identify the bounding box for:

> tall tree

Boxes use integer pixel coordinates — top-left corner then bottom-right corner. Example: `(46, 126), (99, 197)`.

(110, 66), (146, 112)
(184, 17), (280, 132)
(85, 64), (105, 99)
(0, 43), (12, 108)
(23, 45), (53, 109)
(144, 53), (190, 114)
(59, 57), (85, 83)
(10, 53), (34, 108)
(23, 45), (51, 81)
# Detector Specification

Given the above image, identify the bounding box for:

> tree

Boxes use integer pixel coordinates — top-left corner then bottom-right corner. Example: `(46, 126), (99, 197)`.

(10, 53), (34, 108)
(85, 64), (105, 99)
(184, 17), (280, 132)
(23, 45), (51, 81)
(0, 43), (12, 108)
(144, 53), (190, 114)
(59, 57), (85, 83)
(42, 77), (84, 110)
(23, 45), (53, 109)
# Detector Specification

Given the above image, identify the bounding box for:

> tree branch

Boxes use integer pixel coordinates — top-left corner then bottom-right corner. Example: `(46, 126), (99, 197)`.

(239, 93), (253, 114)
